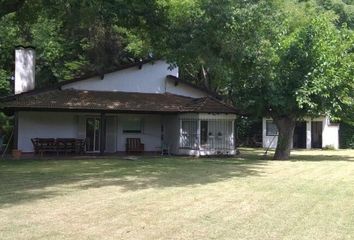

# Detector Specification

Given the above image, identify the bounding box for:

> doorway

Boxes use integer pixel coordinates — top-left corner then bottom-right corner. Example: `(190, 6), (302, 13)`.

(311, 121), (323, 148)
(293, 121), (307, 149)
(86, 118), (101, 152)
(200, 120), (208, 146)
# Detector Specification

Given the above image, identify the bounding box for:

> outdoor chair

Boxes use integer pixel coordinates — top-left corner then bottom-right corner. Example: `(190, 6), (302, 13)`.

(161, 142), (171, 156)
(126, 138), (144, 153)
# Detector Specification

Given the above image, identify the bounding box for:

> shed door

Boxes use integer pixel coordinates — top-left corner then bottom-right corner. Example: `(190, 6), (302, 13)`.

(311, 121), (323, 148)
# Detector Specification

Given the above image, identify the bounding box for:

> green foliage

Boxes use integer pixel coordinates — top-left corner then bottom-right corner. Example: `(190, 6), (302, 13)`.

(156, 0), (354, 122)
(235, 117), (262, 147)
(316, 0), (354, 28)
(0, 0), (163, 96)
(0, 112), (12, 148)
(339, 122), (354, 148)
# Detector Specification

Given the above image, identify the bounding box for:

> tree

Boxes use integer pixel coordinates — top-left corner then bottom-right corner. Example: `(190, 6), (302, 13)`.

(0, 0), (163, 94)
(154, 0), (354, 159)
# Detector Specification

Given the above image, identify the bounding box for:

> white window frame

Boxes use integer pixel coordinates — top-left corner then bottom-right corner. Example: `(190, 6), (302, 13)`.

(122, 117), (143, 134)
(266, 120), (278, 136)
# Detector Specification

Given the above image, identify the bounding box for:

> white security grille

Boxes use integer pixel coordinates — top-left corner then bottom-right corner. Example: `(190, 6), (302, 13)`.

(180, 119), (198, 149)
(179, 119), (234, 150)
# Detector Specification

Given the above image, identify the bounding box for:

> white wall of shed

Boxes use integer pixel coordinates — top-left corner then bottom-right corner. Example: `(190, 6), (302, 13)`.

(262, 117), (339, 149)
(322, 116), (339, 149)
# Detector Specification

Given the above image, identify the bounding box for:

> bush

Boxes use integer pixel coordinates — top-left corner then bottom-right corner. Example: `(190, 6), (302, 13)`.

(323, 145), (335, 150)
(339, 122), (354, 149)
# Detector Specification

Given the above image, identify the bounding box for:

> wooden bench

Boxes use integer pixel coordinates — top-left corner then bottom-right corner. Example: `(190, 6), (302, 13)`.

(126, 138), (144, 153)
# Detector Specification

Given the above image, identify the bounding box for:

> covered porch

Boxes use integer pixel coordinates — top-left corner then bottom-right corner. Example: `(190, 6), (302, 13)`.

(16, 111), (236, 156)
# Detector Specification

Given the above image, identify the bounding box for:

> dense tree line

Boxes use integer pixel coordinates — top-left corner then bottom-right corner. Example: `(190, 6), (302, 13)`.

(0, 0), (353, 159)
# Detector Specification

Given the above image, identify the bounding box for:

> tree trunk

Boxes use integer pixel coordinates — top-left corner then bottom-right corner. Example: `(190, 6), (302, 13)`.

(273, 116), (296, 160)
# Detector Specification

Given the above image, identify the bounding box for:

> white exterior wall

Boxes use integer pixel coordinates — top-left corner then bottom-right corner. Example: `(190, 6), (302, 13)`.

(165, 80), (207, 98)
(61, 60), (207, 98)
(162, 115), (180, 154)
(262, 116), (339, 149)
(62, 61), (175, 93)
(18, 112), (163, 153)
(18, 112), (78, 152)
(116, 114), (162, 152)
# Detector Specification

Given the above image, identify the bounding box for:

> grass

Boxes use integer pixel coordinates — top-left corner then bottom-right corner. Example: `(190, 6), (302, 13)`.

(1, 148), (354, 240)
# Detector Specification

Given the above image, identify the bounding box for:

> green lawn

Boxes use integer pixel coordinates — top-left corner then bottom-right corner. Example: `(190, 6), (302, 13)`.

(1, 149), (354, 240)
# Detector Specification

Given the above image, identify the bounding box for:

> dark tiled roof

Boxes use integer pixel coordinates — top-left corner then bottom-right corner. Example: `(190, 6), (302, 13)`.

(1, 89), (238, 114)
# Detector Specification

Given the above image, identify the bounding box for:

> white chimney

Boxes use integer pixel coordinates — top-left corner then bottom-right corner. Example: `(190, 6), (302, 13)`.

(15, 46), (35, 94)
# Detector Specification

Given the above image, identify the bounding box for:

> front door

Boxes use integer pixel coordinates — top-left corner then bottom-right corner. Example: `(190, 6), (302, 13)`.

(86, 118), (101, 152)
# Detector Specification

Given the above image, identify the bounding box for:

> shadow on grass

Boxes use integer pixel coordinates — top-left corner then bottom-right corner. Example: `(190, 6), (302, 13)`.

(241, 147), (354, 162)
(0, 154), (267, 207)
(290, 153), (354, 162)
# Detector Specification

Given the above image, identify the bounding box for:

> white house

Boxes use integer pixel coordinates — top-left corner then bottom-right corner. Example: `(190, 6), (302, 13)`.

(262, 117), (340, 149)
(1, 47), (238, 156)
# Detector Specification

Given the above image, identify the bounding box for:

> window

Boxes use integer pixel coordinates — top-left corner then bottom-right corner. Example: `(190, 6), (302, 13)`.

(266, 120), (278, 136)
(180, 120), (198, 149)
(123, 117), (143, 133)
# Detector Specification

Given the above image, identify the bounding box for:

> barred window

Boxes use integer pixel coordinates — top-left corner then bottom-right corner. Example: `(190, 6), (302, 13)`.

(180, 120), (198, 149)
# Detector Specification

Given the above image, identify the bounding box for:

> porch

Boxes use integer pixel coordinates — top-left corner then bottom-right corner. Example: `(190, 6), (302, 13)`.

(17, 111), (236, 156)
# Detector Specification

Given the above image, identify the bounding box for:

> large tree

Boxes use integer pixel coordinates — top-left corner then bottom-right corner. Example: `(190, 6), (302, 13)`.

(154, 0), (354, 159)
(0, 0), (163, 94)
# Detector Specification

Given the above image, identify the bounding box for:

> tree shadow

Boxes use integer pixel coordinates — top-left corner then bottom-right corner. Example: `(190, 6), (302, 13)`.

(290, 151), (354, 162)
(0, 155), (267, 207)
(240, 148), (354, 162)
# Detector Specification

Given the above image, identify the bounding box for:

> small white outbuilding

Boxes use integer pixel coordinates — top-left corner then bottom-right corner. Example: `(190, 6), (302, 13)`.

(262, 117), (340, 149)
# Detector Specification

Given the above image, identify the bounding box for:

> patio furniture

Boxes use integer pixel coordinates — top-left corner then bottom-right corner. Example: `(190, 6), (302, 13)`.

(31, 138), (86, 156)
(56, 138), (77, 154)
(161, 142), (171, 156)
(126, 138), (144, 153)
(33, 138), (57, 156)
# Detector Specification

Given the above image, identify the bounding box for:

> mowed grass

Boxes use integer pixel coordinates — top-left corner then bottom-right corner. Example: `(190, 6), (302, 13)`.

(1, 149), (354, 240)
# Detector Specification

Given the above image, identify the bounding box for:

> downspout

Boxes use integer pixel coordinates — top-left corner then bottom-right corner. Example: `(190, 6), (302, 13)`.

(99, 112), (106, 155)
(13, 112), (19, 150)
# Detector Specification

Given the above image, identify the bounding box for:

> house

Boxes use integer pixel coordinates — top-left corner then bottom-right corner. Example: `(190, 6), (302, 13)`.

(262, 117), (340, 149)
(0, 46), (238, 156)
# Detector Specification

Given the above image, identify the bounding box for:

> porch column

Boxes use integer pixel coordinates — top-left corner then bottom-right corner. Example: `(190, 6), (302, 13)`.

(13, 112), (19, 150)
(197, 119), (201, 151)
(100, 113), (106, 155)
(306, 120), (311, 149)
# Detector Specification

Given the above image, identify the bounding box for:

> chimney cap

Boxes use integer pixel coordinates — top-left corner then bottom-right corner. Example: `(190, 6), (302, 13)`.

(15, 45), (36, 50)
